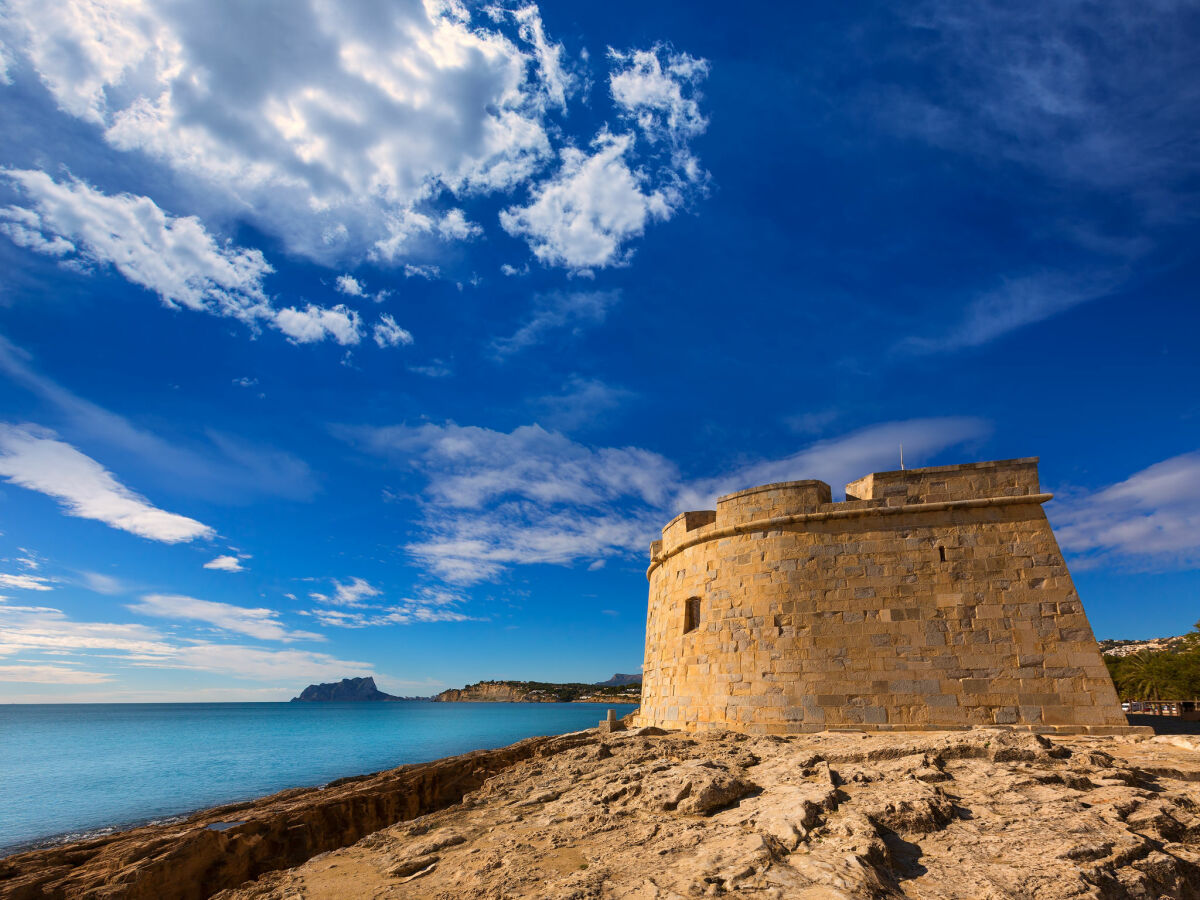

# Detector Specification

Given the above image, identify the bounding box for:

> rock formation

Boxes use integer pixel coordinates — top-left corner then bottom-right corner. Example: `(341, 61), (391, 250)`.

(290, 677), (400, 702)
(9, 726), (1200, 899)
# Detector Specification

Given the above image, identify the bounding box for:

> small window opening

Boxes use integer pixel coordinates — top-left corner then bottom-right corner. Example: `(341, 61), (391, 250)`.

(938, 545), (946, 563)
(683, 596), (701, 634)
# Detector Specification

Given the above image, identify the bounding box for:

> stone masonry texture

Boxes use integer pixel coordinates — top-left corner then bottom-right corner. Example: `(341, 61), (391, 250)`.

(632, 458), (1138, 736)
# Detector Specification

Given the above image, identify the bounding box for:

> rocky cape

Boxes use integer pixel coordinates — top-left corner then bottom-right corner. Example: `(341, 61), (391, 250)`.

(431, 679), (641, 703)
(290, 677), (408, 703)
(7, 726), (1200, 898)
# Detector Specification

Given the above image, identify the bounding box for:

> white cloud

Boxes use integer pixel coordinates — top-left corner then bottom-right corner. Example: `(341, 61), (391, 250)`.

(306, 605), (473, 629)
(0, 664), (111, 684)
(373, 313), (414, 349)
(499, 131), (677, 270)
(272, 302), (363, 346)
(0, 423), (214, 543)
(0, 0), (648, 267)
(157, 644), (372, 682)
(1054, 451), (1200, 570)
(203, 555), (244, 573)
(345, 417), (990, 584)
(0, 603), (370, 682)
(0, 171), (366, 346)
(308, 576), (383, 608)
(128, 593), (321, 642)
(403, 264), (440, 280)
(335, 274), (366, 297)
(0, 572), (52, 591)
(0, 604), (173, 657)
(490, 290), (620, 358)
(609, 45), (709, 145)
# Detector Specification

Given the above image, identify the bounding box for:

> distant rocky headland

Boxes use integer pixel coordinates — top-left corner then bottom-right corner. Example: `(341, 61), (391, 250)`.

(290, 674), (642, 704)
(432, 678), (641, 704)
(290, 677), (407, 703)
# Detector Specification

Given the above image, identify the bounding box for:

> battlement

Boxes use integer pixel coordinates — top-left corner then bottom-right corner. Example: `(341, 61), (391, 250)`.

(844, 457), (1040, 504)
(654, 458), (1046, 562)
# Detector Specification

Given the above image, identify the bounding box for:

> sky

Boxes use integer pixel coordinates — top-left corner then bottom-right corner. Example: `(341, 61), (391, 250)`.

(0, 0), (1197, 702)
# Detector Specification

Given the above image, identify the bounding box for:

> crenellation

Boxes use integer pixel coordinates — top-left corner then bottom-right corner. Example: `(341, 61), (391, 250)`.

(633, 457), (1140, 736)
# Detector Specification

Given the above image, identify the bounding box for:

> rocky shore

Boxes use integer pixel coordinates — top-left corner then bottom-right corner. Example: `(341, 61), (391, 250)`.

(6, 725), (1200, 899)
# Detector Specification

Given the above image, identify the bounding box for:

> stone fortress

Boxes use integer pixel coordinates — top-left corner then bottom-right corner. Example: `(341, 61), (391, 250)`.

(631, 458), (1145, 735)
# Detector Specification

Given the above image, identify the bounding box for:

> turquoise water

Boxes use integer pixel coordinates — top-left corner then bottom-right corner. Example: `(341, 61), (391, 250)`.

(0, 701), (637, 852)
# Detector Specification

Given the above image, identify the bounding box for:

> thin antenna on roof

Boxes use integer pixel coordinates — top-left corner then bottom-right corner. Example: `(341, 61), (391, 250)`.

(900, 443), (905, 470)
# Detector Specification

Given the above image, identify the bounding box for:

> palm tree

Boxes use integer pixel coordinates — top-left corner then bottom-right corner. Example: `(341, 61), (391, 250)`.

(1124, 650), (1167, 701)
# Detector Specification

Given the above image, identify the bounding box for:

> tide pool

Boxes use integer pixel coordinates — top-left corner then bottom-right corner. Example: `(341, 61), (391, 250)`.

(0, 701), (637, 852)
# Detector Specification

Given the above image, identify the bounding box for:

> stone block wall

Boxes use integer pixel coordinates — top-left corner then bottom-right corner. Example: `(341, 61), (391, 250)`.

(633, 458), (1137, 735)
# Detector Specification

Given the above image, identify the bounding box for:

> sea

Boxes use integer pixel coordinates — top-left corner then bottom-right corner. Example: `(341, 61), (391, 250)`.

(0, 701), (638, 853)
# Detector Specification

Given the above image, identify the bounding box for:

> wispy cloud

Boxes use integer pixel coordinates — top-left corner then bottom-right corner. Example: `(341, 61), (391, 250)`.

(308, 577), (382, 608)
(0, 423), (214, 543)
(128, 593), (321, 642)
(533, 376), (634, 432)
(0, 572), (52, 591)
(1054, 451), (1200, 570)
(0, 664), (111, 684)
(896, 270), (1124, 355)
(343, 417), (990, 583)
(490, 290), (621, 359)
(0, 604), (369, 682)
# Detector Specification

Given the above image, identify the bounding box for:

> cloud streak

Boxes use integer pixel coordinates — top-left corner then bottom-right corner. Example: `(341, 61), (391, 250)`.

(1054, 451), (1200, 570)
(0, 424), (214, 543)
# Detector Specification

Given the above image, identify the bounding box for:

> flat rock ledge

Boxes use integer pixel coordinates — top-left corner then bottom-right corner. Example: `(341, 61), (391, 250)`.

(8, 729), (1200, 899)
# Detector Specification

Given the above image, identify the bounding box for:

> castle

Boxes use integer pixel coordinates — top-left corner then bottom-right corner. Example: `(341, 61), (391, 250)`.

(631, 458), (1143, 735)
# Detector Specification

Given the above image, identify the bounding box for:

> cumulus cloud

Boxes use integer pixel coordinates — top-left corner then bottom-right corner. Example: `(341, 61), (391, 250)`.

(499, 132), (678, 271)
(609, 45), (709, 145)
(0, 572), (53, 591)
(203, 555), (245, 573)
(0, 171), (386, 346)
(0, 1), (705, 270)
(344, 417), (990, 584)
(128, 593), (322, 642)
(335, 274), (366, 297)
(1054, 451), (1200, 570)
(0, 423), (214, 543)
(491, 290), (620, 358)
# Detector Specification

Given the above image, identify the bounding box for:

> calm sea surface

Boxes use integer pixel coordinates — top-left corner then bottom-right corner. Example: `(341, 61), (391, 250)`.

(0, 701), (637, 852)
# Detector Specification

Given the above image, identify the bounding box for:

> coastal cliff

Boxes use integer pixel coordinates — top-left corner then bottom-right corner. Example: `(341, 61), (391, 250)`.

(9, 727), (1200, 898)
(290, 677), (401, 702)
(431, 679), (640, 703)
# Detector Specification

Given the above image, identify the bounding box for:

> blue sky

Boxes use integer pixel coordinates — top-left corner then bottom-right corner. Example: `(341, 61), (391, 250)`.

(0, 1), (1197, 701)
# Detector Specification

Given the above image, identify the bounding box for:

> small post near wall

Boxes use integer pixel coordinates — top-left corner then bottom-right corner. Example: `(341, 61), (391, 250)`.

(599, 708), (625, 734)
